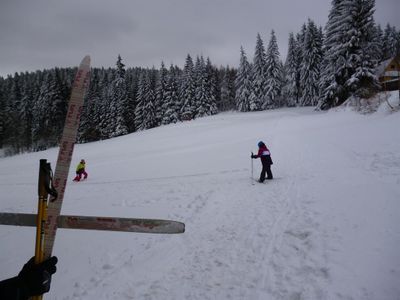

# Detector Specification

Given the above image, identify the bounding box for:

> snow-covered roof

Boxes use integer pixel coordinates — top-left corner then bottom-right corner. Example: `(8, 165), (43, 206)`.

(375, 56), (400, 77)
(375, 58), (394, 77)
(382, 78), (400, 84)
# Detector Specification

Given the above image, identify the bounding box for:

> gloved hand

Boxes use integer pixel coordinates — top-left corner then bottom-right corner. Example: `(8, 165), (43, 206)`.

(18, 256), (58, 298)
(251, 154), (256, 159)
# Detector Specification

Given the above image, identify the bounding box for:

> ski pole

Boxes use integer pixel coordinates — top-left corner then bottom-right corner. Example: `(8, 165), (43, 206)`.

(251, 152), (254, 184)
(33, 160), (57, 300)
(33, 160), (49, 300)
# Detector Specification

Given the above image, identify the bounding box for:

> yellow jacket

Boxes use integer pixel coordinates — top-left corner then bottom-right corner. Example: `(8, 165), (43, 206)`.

(76, 162), (85, 172)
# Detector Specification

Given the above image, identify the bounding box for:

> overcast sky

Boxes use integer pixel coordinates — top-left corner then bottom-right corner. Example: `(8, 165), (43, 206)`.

(0, 0), (399, 77)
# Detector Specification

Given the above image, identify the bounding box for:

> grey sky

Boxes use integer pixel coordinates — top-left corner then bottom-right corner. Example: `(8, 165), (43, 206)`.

(0, 0), (399, 77)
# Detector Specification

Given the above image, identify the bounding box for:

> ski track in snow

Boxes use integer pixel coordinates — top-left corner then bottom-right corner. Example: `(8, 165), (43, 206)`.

(48, 171), (331, 300)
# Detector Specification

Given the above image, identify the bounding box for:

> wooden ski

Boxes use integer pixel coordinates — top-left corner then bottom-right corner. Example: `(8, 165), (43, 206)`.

(0, 212), (185, 234)
(43, 56), (91, 259)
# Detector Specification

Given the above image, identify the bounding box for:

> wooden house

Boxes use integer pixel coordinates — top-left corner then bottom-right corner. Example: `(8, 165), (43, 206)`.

(376, 54), (400, 91)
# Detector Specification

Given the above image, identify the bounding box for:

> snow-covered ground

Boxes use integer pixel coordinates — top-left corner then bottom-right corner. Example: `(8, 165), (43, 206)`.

(1, 94), (399, 299)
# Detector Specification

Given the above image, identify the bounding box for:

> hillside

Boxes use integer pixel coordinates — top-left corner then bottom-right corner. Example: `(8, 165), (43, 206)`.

(0, 97), (399, 299)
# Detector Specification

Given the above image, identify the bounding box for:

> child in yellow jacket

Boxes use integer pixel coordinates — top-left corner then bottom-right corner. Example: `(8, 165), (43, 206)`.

(73, 159), (88, 181)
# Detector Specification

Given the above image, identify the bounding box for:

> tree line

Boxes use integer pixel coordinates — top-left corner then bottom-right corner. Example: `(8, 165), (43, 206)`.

(0, 0), (399, 156)
(0, 55), (237, 155)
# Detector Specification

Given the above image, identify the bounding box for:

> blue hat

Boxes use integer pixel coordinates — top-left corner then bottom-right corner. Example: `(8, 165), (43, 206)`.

(258, 141), (264, 147)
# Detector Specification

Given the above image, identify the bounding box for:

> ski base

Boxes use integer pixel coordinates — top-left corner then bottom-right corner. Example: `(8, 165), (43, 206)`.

(0, 212), (185, 234)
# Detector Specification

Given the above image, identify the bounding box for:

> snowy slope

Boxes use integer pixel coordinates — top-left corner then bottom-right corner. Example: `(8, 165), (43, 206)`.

(1, 98), (399, 299)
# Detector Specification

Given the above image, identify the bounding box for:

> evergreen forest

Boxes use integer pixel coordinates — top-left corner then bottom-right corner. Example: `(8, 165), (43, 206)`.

(1, 0), (399, 156)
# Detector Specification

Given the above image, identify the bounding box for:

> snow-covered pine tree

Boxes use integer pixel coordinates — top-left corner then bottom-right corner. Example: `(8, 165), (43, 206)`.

(319, 0), (380, 109)
(142, 72), (157, 129)
(235, 47), (252, 112)
(249, 33), (267, 111)
(319, 0), (351, 109)
(295, 23), (307, 102)
(43, 70), (66, 147)
(125, 68), (139, 133)
(134, 71), (146, 130)
(282, 32), (301, 107)
(18, 75), (34, 151)
(78, 71), (102, 142)
(194, 56), (209, 117)
(382, 24), (399, 60)
(91, 70), (108, 138)
(205, 57), (218, 115)
(96, 68), (111, 139)
(162, 65), (179, 124)
(149, 67), (158, 92)
(3, 72), (22, 152)
(212, 66), (223, 113)
(29, 73), (43, 150)
(171, 65), (183, 121)
(116, 54), (125, 78)
(156, 62), (168, 126)
(373, 24), (384, 62)
(180, 54), (196, 120)
(50, 69), (68, 143)
(220, 66), (236, 111)
(345, 0), (380, 98)
(99, 68), (117, 138)
(300, 19), (323, 106)
(106, 55), (129, 137)
(264, 30), (283, 109)
(219, 68), (229, 111)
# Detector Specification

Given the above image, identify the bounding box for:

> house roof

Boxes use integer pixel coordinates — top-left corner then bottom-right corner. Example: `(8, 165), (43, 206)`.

(375, 57), (395, 77)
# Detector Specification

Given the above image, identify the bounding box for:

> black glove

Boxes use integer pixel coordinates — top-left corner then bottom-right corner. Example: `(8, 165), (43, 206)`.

(251, 154), (256, 159)
(18, 256), (58, 298)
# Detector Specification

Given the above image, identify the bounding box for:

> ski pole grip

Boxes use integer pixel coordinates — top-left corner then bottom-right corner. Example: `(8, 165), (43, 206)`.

(38, 159), (48, 197)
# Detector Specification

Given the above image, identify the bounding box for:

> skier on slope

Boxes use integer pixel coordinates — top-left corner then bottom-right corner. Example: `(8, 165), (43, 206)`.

(73, 159), (88, 181)
(0, 256), (58, 300)
(251, 141), (273, 182)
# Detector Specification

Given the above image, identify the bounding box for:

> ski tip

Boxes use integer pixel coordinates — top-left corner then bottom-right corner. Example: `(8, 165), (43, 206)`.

(81, 55), (91, 67)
